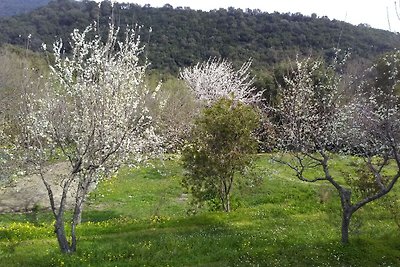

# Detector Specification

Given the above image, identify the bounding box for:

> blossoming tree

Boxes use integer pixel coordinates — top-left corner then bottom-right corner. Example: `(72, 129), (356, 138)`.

(0, 48), (46, 182)
(273, 55), (400, 244)
(180, 57), (262, 105)
(18, 23), (161, 253)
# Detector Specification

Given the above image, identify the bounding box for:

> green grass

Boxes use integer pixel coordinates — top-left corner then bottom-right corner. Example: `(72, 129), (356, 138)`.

(0, 154), (399, 266)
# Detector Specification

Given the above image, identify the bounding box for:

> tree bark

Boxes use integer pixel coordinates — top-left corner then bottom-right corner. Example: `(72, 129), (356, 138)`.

(220, 179), (231, 212)
(55, 215), (72, 253)
(341, 208), (353, 244)
(339, 188), (353, 244)
(71, 195), (85, 252)
(225, 193), (231, 212)
(44, 174), (75, 253)
(70, 221), (77, 252)
(73, 188), (86, 225)
(70, 175), (93, 251)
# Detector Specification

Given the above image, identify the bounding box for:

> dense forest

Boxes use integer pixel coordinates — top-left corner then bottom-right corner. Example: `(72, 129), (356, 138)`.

(0, 0), (51, 17)
(0, 0), (400, 73)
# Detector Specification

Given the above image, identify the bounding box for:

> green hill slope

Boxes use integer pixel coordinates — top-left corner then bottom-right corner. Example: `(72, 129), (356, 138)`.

(0, 0), (399, 72)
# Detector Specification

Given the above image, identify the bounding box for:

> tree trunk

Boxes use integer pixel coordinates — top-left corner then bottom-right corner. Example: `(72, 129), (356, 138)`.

(70, 197), (85, 252)
(339, 188), (353, 244)
(75, 211), (82, 225)
(341, 208), (352, 244)
(54, 216), (72, 253)
(220, 176), (233, 212)
(225, 193), (231, 212)
(70, 221), (77, 252)
(74, 174), (92, 224)
(73, 194), (85, 225)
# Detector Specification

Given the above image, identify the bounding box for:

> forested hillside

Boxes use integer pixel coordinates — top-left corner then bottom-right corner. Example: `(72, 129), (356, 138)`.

(0, 0), (51, 17)
(0, 0), (399, 72)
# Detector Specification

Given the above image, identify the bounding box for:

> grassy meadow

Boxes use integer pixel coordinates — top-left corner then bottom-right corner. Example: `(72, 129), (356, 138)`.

(0, 154), (399, 266)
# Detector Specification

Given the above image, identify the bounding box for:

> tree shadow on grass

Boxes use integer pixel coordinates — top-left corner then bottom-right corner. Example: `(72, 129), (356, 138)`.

(230, 233), (400, 267)
(82, 210), (120, 223)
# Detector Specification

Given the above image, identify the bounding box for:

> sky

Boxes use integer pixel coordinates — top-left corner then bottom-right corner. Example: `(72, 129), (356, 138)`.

(103, 0), (400, 32)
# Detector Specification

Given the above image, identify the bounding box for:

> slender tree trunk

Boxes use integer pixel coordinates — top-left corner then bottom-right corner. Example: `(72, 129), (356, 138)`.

(220, 193), (229, 212)
(74, 173), (93, 225)
(70, 178), (90, 251)
(70, 221), (77, 252)
(220, 179), (231, 212)
(220, 175), (233, 212)
(54, 214), (72, 253)
(74, 190), (86, 225)
(339, 188), (353, 244)
(341, 208), (353, 244)
(40, 170), (73, 253)
(71, 196), (85, 252)
(75, 210), (82, 225)
(226, 193), (230, 212)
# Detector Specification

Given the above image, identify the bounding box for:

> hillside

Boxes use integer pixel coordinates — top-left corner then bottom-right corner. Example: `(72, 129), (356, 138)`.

(0, 0), (399, 72)
(0, 0), (51, 17)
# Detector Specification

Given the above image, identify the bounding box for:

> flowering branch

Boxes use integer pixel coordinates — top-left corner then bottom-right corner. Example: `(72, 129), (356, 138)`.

(18, 23), (162, 253)
(180, 57), (263, 105)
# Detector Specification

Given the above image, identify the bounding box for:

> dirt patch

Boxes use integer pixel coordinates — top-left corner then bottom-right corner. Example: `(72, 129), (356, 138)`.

(0, 162), (79, 213)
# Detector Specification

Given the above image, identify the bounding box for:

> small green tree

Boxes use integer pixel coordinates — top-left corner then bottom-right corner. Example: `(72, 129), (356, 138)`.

(182, 98), (259, 212)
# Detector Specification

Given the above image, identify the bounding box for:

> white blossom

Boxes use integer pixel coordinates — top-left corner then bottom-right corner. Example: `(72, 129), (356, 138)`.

(275, 56), (341, 152)
(180, 57), (262, 105)
(272, 52), (400, 244)
(18, 23), (162, 253)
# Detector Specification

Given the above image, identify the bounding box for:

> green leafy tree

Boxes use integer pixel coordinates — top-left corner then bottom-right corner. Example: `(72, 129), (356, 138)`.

(182, 98), (259, 212)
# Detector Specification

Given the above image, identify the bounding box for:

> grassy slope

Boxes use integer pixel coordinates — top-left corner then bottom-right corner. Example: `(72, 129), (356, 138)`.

(0, 155), (399, 266)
